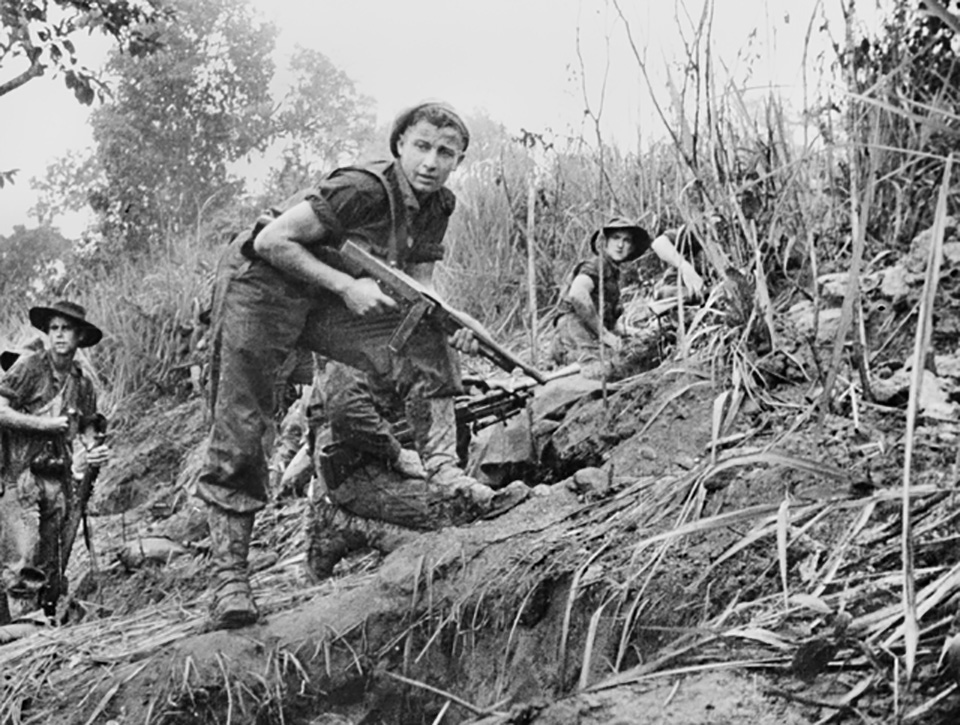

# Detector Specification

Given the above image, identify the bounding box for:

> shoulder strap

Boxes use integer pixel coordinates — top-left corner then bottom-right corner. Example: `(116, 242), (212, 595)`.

(339, 161), (408, 267)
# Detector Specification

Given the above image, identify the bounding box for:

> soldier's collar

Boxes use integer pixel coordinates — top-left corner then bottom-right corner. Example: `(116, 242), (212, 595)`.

(392, 161), (422, 216)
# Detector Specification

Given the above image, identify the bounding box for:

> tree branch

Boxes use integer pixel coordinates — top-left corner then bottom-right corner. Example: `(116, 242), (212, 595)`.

(0, 59), (45, 98)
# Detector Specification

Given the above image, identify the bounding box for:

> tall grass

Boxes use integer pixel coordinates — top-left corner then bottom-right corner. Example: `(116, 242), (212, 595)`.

(41, 234), (221, 423)
(1, 1), (948, 426)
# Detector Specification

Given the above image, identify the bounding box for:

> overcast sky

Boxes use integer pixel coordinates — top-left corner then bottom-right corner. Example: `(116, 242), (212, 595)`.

(0, 0), (881, 237)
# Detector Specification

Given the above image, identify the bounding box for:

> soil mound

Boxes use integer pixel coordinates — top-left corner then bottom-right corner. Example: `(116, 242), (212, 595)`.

(4, 337), (960, 724)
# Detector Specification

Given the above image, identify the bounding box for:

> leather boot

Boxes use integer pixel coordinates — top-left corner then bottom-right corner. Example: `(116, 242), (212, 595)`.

(207, 504), (259, 629)
(418, 398), (494, 516)
(304, 501), (369, 582)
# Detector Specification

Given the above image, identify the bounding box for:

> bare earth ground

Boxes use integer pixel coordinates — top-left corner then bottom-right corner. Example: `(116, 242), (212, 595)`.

(4, 327), (960, 724)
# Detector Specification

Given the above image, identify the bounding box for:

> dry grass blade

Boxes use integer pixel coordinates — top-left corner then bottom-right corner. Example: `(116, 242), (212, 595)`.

(633, 380), (712, 439)
(590, 656), (790, 692)
(721, 628), (793, 650)
(632, 500), (815, 556)
(383, 670), (502, 717)
(902, 683), (957, 722)
(811, 500), (877, 597)
(899, 154), (953, 679)
(559, 544), (609, 685)
(698, 450), (847, 489)
(710, 390), (730, 464)
(873, 562), (960, 648)
(431, 699), (452, 725)
(817, 110), (876, 424)
(777, 494), (790, 610)
(82, 661), (151, 725)
(578, 599), (610, 690)
(694, 497), (839, 583)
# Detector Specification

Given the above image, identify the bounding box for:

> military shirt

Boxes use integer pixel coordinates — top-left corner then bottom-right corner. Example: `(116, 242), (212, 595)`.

(561, 257), (624, 331)
(242, 159), (455, 268)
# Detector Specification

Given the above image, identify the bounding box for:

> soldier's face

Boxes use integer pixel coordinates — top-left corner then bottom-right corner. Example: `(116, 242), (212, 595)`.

(47, 316), (80, 357)
(605, 230), (635, 263)
(396, 120), (465, 196)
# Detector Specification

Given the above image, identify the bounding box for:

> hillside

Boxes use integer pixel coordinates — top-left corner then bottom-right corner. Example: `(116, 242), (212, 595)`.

(4, 223), (960, 725)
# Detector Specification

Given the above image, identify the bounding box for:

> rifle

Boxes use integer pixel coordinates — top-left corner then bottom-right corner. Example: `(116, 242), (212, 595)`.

(317, 365), (579, 490)
(61, 414), (108, 576)
(338, 240), (546, 384)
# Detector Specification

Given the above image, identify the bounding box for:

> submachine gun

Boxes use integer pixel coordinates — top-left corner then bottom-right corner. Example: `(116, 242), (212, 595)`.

(338, 240), (545, 384)
(318, 241), (560, 488)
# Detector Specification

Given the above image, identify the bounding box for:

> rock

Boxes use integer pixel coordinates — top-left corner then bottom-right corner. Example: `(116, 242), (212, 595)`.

(792, 637), (839, 683)
(908, 216), (958, 271)
(788, 300), (842, 343)
(0, 620), (46, 645)
(918, 370), (959, 420)
(945, 241), (960, 265)
(117, 536), (189, 570)
(570, 467), (611, 497)
(936, 352), (960, 379)
(817, 271), (882, 301)
(675, 453), (697, 470)
(638, 446), (657, 460)
(487, 481), (531, 517)
(880, 263), (914, 300)
(873, 367), (960, 420)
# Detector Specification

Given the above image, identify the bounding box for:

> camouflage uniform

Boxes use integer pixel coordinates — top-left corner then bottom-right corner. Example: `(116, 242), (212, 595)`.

(304, 361), (486, 579)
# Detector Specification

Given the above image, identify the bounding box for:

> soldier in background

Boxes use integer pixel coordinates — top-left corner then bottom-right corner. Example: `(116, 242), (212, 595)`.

(304, 360), (530, 580)
(0, 302), (111, 621)
(551, 217), (705, 380)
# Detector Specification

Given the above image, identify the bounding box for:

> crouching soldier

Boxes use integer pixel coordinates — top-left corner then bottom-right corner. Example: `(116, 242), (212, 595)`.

(304, 361), (529, 580)
(0, 301), (111, 621)
(551, 217), (705, 380)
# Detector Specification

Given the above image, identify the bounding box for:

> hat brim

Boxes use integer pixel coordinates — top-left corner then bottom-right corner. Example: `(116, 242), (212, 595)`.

(29, 307), (103, 348)
(590, 225), (652, 262)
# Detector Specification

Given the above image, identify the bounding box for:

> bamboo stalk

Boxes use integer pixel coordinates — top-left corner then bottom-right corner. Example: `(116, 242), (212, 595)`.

(899, 154), (953, 680)
(526, 171), (539, 364)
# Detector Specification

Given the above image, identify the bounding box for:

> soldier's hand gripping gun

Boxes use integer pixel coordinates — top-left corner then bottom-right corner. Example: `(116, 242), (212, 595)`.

(338, 240), (546, 383)
(61, 413), (108, 573)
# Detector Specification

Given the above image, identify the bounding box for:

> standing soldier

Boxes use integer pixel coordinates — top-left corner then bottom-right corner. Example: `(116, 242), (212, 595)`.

(198, 101), (496, 630)
(0, 301), (111, 620)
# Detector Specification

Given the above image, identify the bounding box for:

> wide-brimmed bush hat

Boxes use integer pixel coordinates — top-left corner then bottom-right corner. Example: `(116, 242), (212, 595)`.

(29, 300), (103, 348)
(589, 217), (652, 262)
(389, 100), (470, 157)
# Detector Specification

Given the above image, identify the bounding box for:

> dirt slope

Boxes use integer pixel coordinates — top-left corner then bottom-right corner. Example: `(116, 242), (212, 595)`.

(5, 334), (960, 724)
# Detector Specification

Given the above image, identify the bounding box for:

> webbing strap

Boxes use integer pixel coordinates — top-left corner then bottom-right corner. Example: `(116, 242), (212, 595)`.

(339, 162), (409, 266)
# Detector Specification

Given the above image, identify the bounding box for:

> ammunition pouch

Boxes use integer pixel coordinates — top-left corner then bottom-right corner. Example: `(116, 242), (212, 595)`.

(30, 440), (68, 476)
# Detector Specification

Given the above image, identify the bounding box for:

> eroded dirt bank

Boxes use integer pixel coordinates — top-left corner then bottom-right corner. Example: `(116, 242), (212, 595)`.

(5, 359), (960, 724)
